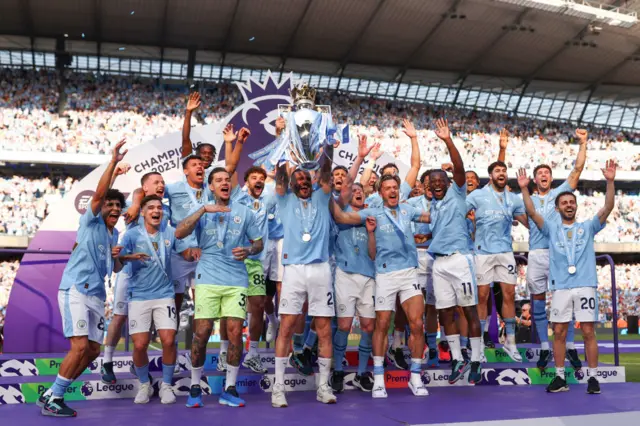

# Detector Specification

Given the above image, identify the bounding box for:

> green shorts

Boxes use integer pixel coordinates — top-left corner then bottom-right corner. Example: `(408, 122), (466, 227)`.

(245, 259), (266, 297)
(194, 285), (247, 320)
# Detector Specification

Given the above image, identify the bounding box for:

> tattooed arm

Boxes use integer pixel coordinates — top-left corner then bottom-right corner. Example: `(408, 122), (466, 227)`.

(318, 143), (334, 194)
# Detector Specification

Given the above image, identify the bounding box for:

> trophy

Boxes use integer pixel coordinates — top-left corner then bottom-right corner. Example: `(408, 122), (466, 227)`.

(249, 82), (337, 171)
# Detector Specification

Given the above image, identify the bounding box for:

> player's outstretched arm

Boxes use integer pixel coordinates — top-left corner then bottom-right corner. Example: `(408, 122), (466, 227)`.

(360, 142), (381, 186)
(567, 129), (588, 190)
(109, 162), (130, 189)
(517, 168), (543, 230)
(175, 206), (206, 239)
(434, 118), (465, 187)
(92, 139), (127, 216)
(330, 198), (362, 225)
(275, 162), (290, 197)
(365, 216), (377, 261)
(337, 172), (354, 209)
(227, 127), (250, 189)
(597, 159), (616, 225)
(318, 143), (334, 194)
(182, 92), (201, 158)
(349, 134), (372, 183)
(497, 128), (508, 163)
(403, 119), (420, 188)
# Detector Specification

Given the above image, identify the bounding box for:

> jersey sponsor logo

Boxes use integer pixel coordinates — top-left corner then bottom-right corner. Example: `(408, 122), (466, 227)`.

(74, 190), (95, 214)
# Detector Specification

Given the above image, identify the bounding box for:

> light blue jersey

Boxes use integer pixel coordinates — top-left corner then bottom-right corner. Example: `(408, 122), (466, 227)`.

(278, 188), (332, 265)
(357, 204), (421, 274)
(335, 206), (375, 278)
(467, 218), (475, 253)
(121, 226), (176, 301)
(365, 181), (412, 209)
(541, 215), (605, 291)
(428, 182), (470, 256)
(59, 208), (119, 301)
(165, 180), (212, 249)
(190, 201), (261, 287)
(267, 203), (284, 239)
(466, 185), (525, 255)
(407, 196), (432, 247)
(528, 181), (572, 250)
(232, 186), (277, 261)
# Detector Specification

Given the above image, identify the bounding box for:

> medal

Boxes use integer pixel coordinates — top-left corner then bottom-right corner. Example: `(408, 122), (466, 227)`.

(299, 198), (316, 242)
(253, 200), (260, 210)
(354, 246), (360, 254)
(568, 265), (577, 275)
(152, 242), (159, 252)
(559, 225), (578, 277)
(268, 213), (275, 220)
(196, 190), (202, 201)
(217, 241), (224, 249)
(215, 211), (229, 249)
(302, 233), (312, 242)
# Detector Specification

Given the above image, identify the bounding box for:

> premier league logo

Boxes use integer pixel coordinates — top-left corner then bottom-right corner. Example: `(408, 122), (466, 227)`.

(420, 371), (431, 385)
(574, 369), (585, 380)
(81, 382), (94, 397)
(525, 348), (536, 361)
(260, 375), (272, 391)
(89, 361), (99, 371)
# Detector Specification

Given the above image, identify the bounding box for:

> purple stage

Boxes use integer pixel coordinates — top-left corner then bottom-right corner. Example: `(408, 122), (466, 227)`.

(3, 383), (639, 426)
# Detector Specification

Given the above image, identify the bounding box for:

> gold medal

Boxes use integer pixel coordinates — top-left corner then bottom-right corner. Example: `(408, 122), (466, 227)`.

(219, 215), (224, 224)
(567, 230), (572, 239)
(254, 200), (260, 210)
(391, 210), (397, 218)
(152, 242), (159, 252)
(196, 190), (202, 201)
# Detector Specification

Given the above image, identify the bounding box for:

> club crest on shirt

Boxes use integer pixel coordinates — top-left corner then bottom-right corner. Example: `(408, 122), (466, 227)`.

(401, 209), (408, 216)
(577, 228), (584, 236)
(165, 239), (171, 247)
(233, 216), (242, 224)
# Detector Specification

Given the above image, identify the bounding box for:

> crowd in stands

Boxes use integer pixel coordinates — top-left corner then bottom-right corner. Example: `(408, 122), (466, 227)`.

(0, 175), (76, 236)
(1, 69), (640, 171)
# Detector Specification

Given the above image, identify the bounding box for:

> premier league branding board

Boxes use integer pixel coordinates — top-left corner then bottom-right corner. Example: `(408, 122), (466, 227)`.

(0, 351), (626, 404)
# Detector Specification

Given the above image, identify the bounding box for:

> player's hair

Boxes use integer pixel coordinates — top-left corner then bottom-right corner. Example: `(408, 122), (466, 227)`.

(380, 163), (399, 176)
(555, 191), (576, 207)
(466, 170), (480, 182)
(533, 164), (552, 177)
(488, 161), (507, 175)
(428, 169), (448, 181)
(141, 194), (163, 209)
(105, 189), (126, 207)
(332, 165), (348, 174)
(140, 171), (162, 186)
(196, 143), (216, 157)
(378, 174), (401, 190)
(244, 166), (267, 182)
(182, 155), (203, 169)
(208, 166), (229, 184)
(352, 182), (364, 190)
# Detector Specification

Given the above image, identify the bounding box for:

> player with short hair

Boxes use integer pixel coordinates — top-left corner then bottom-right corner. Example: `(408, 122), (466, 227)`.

(177, 167), (263, 408)
(101, 171), (168, 384)
(39, 140), (128, 417)
(428, 119), (484, 385)
(466, 160), (529, 362)
(329, 180), (377, 393)
(331, 172), (431, 398)
(271, 145), (337, 408)
(526, 129), (588, 370)
(518, 160), (615, 394)
(118, 195), (181, 404)
(232, 165), (277, 373)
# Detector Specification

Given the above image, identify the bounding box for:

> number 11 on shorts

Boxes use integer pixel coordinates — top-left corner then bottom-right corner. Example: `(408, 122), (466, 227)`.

(461, 282), (472, 295)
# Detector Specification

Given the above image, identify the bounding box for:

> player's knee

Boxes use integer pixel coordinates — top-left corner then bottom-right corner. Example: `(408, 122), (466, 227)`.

(360, 321), (374, 334)
(133, 339), (149, 354)
(250, 296), (265, 312)
(581, 326), (596, 340)
(70, 338), (89, 354)
(226, 319), (243, 337)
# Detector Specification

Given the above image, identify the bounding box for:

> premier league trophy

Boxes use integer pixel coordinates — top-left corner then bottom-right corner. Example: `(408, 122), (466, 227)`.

(249, 82), (338, 171)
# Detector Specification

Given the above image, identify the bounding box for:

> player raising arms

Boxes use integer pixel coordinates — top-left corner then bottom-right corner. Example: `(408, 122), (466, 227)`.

(271, 145), (337, 408)
(182, 91), (217, 181)
(39, 140), (128, 417)
(331, 173), (431, 399)
(118, 195), (183, 405)
(467, 159), (529, 362)
(517, 160), (616, 394)
(177, 167), (263, 408)
(526, 129), (588, 370)
(428, 119), (483, 384)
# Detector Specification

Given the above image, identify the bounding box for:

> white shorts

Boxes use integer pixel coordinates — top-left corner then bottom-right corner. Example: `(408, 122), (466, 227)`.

(417, 250), (435, 305)
(263, 238), (284, 282)
(375, 268), (423, 312)
(280, 262), (334, 317)
(129, 298), (178, 334)
(550, 287), (598, 323)
(112, 272), (130, 316)
(526, 249), (549, 295)
(475, 253), (517, 285)
(58, 286), (105, 343)
(432, 253), (478, 310)
(334, 268), (375, 319)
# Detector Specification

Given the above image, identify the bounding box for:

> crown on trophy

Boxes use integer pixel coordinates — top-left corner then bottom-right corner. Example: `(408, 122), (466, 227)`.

(290, 83), (317, 106)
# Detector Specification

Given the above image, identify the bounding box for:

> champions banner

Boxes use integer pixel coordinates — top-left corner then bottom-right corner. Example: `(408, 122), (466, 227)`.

(3, 72), (408, 353)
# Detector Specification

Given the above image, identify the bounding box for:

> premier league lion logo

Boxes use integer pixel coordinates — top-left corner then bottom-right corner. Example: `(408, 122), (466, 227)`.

(81, 382), (94, 397)
(219, 72), (293, 183)
(260, 375), (272, 391)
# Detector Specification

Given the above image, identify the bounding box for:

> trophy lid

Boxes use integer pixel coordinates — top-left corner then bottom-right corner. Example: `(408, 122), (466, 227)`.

(290, 83), (316, 108)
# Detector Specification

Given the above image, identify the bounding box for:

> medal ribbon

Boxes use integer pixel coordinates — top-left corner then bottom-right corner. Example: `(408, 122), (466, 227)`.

(140, 225), (168, 278)
(299, 198), (317, 236)
(559, 224), (577, 268)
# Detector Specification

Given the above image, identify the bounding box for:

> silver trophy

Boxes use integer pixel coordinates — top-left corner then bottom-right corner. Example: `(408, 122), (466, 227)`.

(277, 83), (333, 171)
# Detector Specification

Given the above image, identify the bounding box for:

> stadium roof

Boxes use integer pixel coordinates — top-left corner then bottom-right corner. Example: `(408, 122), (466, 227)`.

(1, 0), (640, 89)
